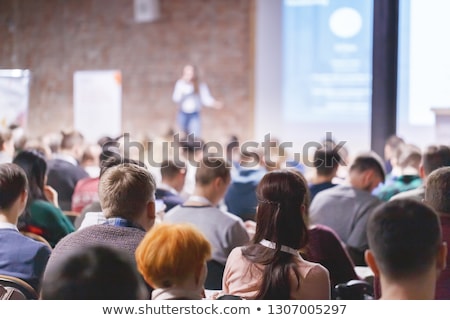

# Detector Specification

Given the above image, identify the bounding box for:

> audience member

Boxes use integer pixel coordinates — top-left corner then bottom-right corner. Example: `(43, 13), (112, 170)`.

(41, 131), (62, 156)
(309, 151), (385, 266)
(225, 135), (240, 169)
(155, 159), (187, 212)
(224, 149), (266, 221)
(0, 128), (14, 164)
(46, 130), (89, 211)
(44, 162), (157, 297)
(0, 163), (51, 293)
(424, 167), (450, 299)
(13, 150), (75, 247)
(374, 143), (422, 201)
(178, 136), (204, 197)
(41, 245), (147, 299)
(383, 134), (405, 175)
(303, 197), (359, 293)
(391, 145), (450, 202)
(136, 223), (211, 300)
(222, 170), (330, 299)
(365, 199), (447, 300)
(80, 143), (102, 178)
(70, 139), (116, 214)
(308, 147), (342, 202)
(165, 157), (249, 283)
(73, 157), (147, 230)
(7, 124), (28, 158)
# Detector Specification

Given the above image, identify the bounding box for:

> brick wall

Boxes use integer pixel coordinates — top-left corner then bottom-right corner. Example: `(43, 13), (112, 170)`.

(0, 0), (253, 144)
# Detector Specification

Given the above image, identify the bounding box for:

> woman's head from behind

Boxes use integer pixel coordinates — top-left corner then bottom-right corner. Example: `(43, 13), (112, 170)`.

(135, 223), (211, 295)
(254, 169), (309, 250)
(12, 149), (47, 201)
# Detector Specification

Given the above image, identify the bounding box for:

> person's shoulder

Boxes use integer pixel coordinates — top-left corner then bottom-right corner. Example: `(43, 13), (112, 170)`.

(308, 224), (339, 239)
(1, 229), (49, 251)
(389, 185), (425, 202)
(30, 199), (63, 214)
(300, 257), (330, 278)
(310, 184), (347, 204)
(164, 204), (183, 218)
(227, 246), (244, 261)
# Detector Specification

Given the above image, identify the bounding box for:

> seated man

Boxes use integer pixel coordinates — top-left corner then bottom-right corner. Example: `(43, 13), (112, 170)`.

(424, 166), (450, 299)
(165, 157), (250, 289)
(365, 199), (447, 300)
(391, 145), (450, 202)
(0, 163), (51, 293)
(156, 159), (186, 212)
(310, 151), (385, 266)
(46, 130), (89, 210)
(374, 143), (422, 201)
(224, 149), (266, 221)
(308, 147), (342, 202)
(44, 162), (157, 297)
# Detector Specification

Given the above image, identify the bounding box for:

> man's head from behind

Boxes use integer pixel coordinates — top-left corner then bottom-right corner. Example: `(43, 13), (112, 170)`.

(425, 166), (450, 214)
(365, 199), (446, 284)
(421, 145), (450, 178)
(349, 151), (386, 192)
(60, 130), (85, 160)
(194, 157), (231, 204)
(160, 159), (186, 193)
(0, 163), (28, 216)
(99, 163), (156, 230)
(313, 147), (342, 178)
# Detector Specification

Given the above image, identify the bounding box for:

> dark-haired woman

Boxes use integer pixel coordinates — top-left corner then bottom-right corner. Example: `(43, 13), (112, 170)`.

(13, 150), (75, 247)
(222, 170), (330, 299)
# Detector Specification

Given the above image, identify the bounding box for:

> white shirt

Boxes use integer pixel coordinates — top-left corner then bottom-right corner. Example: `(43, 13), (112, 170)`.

(172, 80), (215, 113)
(0, 221), (19, 231)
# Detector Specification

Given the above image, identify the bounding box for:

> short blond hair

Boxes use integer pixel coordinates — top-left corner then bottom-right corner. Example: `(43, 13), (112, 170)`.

(99, 163), (156, 220)
(135, 223), (212, 288)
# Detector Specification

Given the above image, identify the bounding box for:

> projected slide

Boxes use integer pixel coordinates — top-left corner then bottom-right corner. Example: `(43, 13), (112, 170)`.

(397, 0), (450, 127)
(282, 0), (373, 123)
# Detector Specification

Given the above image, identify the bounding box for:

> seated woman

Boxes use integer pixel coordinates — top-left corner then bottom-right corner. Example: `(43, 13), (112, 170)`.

(13, 150), (75, 247)
(135, 223), (212, 300)
(221, 169), (330, 299)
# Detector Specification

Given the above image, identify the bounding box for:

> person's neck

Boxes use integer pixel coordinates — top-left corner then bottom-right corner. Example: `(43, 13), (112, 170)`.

(184, 188), (217, 206)
(160, 180), (181, 194)
(311, 175), (335, 184)
(379, 272), (437, 300)
(0, 212), (17, 225)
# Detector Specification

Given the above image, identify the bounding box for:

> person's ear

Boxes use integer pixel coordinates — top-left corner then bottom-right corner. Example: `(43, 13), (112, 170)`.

(300, 204), (306, 216)
(194, 262), (207, 285)
(147, 201), (156, 220)
(437, 242), (448, 272)
(365, 249), (380, 277)
(419, 164), (426, 179)
(19, 189), (28, 208)
(214, 176), (227, 189)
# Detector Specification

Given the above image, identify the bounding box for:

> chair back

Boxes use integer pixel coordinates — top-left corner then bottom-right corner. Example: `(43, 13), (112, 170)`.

(204, 260), (225, 290)
(0, 275), (39, 300)
(334, 279), (374, 300)
(20, 231), (52, 250)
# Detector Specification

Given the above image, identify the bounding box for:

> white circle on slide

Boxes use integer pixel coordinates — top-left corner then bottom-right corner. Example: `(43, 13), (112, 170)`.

(329, 7), (362, 39)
